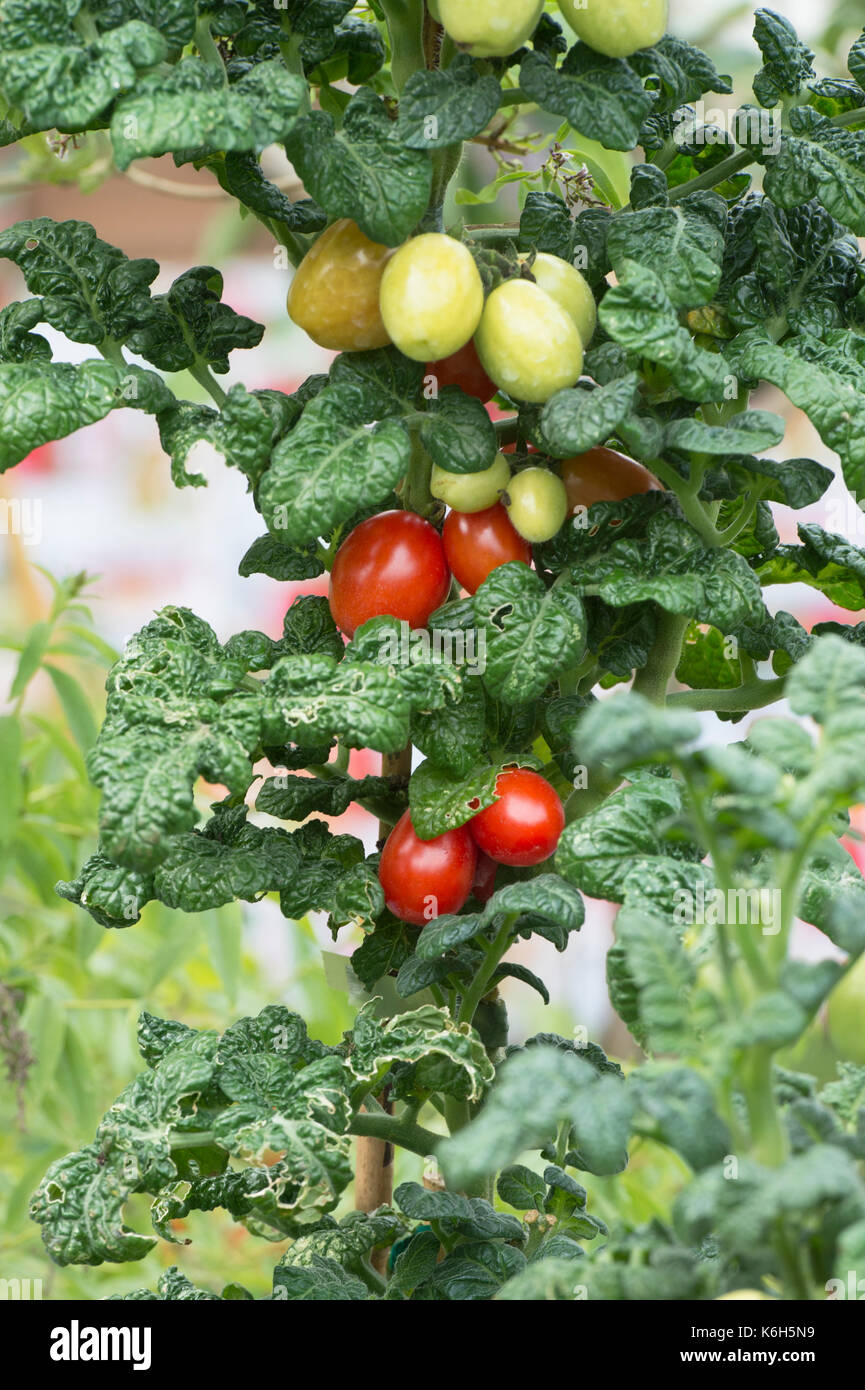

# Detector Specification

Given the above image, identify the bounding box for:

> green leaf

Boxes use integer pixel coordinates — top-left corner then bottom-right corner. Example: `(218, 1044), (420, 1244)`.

(599, 260), (729, 401)
(124, 267), (263, 374)
(420, 387), (497, 473)
(519, 47), (653, 153)
(0, 715), (22, 848)
(556, 776), (696, 902)
(284, 88), (433, 246)
(752, 8), (814, 106)
(30, 1145), (155, 1267)
(429, 1241), (526, 1300)
(56, 850), (153, 928)
(497, 1164), (547, 1212)
(577, 691), (700, 771)
(518, 191), (577, 262)
(472, 564), (586, 705)
(408, 761), (501, 839)
(538, 375), (639, 458)
(416, 871), (584, 960)
(665, 410), (785, 455)
(2, 21), (168, 133)
(0, 360), (172, 473)
(347, 1002), (494, 1103)
(395, 1182), (523, 1242)
(272, 1255), (368, 1301)
(111, 59), (306, 169)
(610, 904), (695, 1053)
(396, 54), (501, 148)
(572, 513), (766, 634)
(763, 109), (865, 235)
(606, 197), (726, 310)
(238, 534), (324, 582)
(628, 35), (733, 113)
(0, 299), (50, 363)
(258, 386), (411, 546)
(633, 1067), (730, 1169)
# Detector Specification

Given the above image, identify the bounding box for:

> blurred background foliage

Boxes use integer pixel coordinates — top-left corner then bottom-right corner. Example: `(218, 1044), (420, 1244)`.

(1, 0), (864, 1298)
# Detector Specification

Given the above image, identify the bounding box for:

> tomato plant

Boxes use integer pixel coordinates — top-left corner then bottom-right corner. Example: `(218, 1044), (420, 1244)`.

(329, 510), (450, 636)
(5, 0), (865, 1317)
(442, 502), (533, 593)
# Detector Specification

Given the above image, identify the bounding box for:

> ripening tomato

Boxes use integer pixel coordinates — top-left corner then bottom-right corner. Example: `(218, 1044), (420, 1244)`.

(503, 466), (569, 543)
(561, 446), (661, 513)
(442, 502), (532, 595)
(426, 339), (497, 404)
(471, 851), (499, 904)
(379, 809), (477, 926)
(469, 767), (565, 867)
(436, 0), (544, 56)
(559, 0), (668, 59)
(523, 252), (597, 346)
(287, 219), (393, 351)
(474, 279), (584, 403)
(329, 511), (450, 638)
(430, 452), (510, 513)
(379, 233), (484, 361)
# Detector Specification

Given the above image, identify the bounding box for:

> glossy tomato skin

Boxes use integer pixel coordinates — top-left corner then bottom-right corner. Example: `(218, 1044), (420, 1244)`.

(524, 252), (597, 346)
(329, 511), (450, 638)
(474, 278), (583, 404)
(287, 219), (393, 351)
(430, 452), (510, 513)
(379, 810), (477, 926)
(469, 767), (564, 867)
(442, 502), (532, 595)
(379, 233), (484, 361)
(427, 339), (497, 404)
(561, 446), (661, 513)
(503, 466), (569, 543)
(437, 0), (544, 56)
(559, 0), (668, 59)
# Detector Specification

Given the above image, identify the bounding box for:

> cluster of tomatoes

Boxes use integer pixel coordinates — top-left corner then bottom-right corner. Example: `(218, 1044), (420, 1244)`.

(379, 767), (566, 927)
(427, 1), (668, 63)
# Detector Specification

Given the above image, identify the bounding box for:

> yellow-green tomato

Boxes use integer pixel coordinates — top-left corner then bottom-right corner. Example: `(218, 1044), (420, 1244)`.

(438, 0), (544, 57)
(559, 0), (668, 59)
(474, 279), (584, 404)
(525, 252), (597, 346)
(430, 452), (511, 513)
(717, 1290), (773, 1301)
(287, 219), (393, 351)
(827, 952), (865, 1063)
(503, 467), (569, 542)
(379, 234), (484, 362)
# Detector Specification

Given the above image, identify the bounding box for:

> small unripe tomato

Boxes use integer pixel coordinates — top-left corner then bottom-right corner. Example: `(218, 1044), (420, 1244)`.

(430, 452), (511, 513)
(379, 810), (477, 926)
(442, 502), (532, 594)
(474, 279), (583, 404)
(559, 0), (668, 59)
(503, 467), (569, 543)
(524, 252), (597, 346)
(561, 447), (661, 513)
(437, 0), (544, 57)
(827, 952), (865, 1064)
(469, 767), (564, 867)
(287, 219), (393, 351)
(379, 234), (484, 362)
(329, 511), (450, 638)
(426, 339), (497, 404)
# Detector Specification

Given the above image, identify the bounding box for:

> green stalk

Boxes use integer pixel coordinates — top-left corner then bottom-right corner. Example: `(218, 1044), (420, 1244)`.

(631, 612), (689, 705)
(195, 18), (227, 80)
(189, 361), (228, 408)
(744, 1046), (787, 1167)
(349, 1111), (441, 1157)
(667, 678), (785, 713)
(381, 0), (425, 93)
(457, 914), (517, 1026)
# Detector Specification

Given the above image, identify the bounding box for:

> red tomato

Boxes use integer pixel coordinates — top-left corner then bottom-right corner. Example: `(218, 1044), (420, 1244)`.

(329, 511), (450, 638)
(426, 340), (497, 404)
(441, 502), (531, 595)
(379, 809), (478, 926)
(561, 446), (661, 512)
(469, 767), (564, 867)
(471, 851), (499, 903)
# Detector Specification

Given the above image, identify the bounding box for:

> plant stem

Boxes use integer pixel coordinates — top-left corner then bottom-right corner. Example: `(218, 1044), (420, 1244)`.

(647, 459), (720, 546)
(381, 0), (425, 93)
(457, 914), (516, 1025)
(668, 149), (754, 203)
(189, 361), (228, 408)
(406, 429), (434, 514)
(631, 612), (689, 705)
(744, 1046), (787, 1167)
(195, 18), (226, 79)
(349, 1111), (440, 1157)
(667, 678), (785, 713)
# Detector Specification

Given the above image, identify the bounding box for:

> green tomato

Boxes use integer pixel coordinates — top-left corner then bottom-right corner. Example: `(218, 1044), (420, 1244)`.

(474, 279), (584, 404)
(379, 233), (484, 362)
(437, 0), (544, 57)
(503, 466), (569, 542)
(525, 251), (597, 346)
(559, 0), (668, 59)
(827, 952), (865, 1063)
(430, 452), (511, 513)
